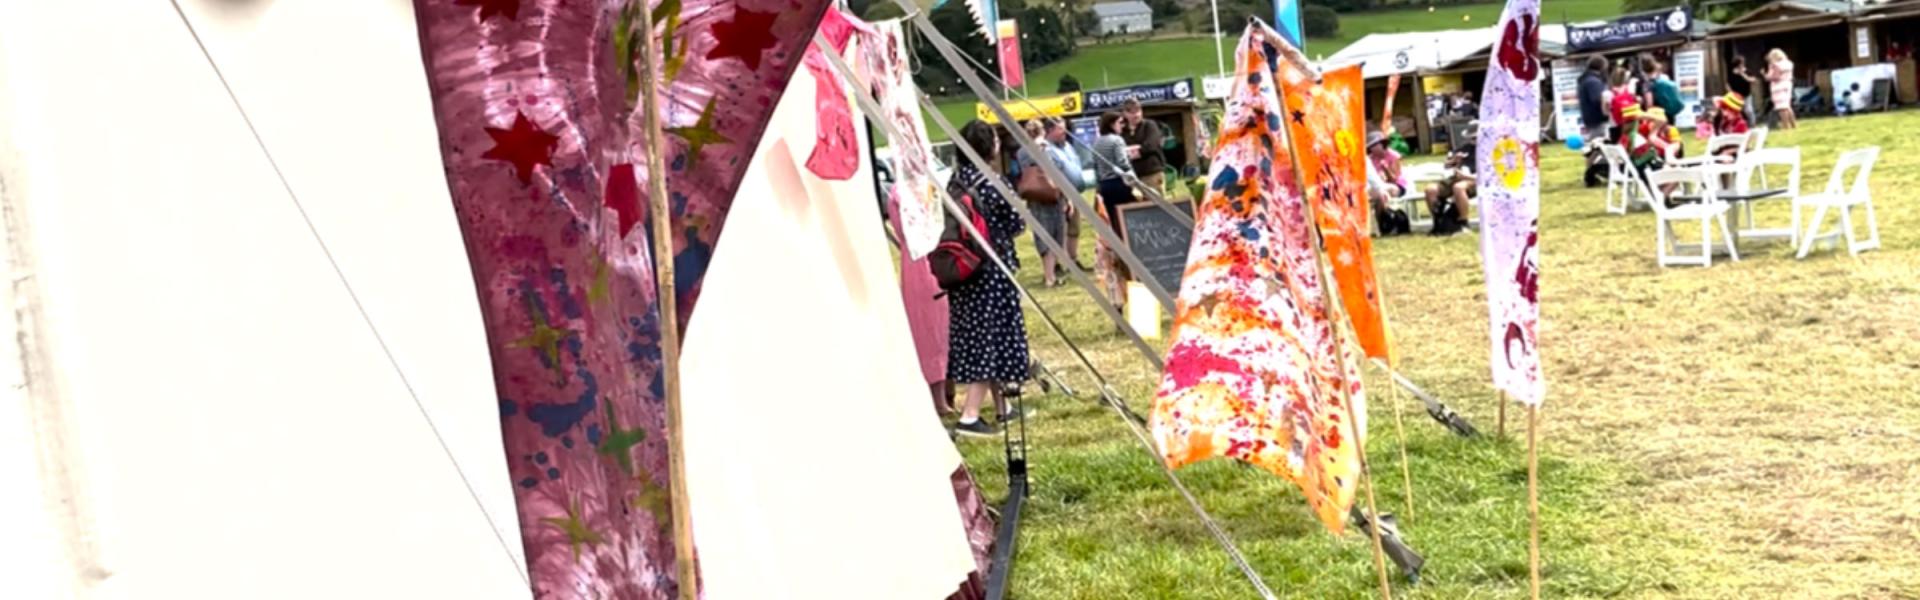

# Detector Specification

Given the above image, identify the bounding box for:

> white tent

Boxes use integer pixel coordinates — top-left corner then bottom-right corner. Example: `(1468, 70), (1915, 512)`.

(0, 0), (527, 597)
(1, 1), (979, 598)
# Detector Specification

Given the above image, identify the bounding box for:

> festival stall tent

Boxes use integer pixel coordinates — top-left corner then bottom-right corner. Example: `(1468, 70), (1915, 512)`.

(0, 1), (529, 596)
(1327, 28), (1496, 152)
(1710, 0), (1920, 109)
(2, 1), (989, 598)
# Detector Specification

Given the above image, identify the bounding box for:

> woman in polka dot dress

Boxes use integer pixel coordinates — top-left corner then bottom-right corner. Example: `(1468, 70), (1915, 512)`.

(948, 121), (1030, 437)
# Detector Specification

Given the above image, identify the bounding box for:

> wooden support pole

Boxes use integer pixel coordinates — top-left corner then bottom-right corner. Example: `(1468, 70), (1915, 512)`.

(1264, 30), (1391, 599)
(1373, 281), (1416, 522)
(1527, 405), (1542, 600)
(635, 4), (697, 598)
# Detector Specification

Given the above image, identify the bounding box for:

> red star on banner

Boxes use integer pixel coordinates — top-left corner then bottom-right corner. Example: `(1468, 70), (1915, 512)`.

(604, 163), (642, 237)
(454, 0), (520, 22)
(482, 111), (559, 185)
(706, 8), (780, 70)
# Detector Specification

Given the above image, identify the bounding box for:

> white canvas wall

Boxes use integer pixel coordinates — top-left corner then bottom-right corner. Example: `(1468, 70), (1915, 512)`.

(678, 59), (979, 599)
(0, 1), (527, 597)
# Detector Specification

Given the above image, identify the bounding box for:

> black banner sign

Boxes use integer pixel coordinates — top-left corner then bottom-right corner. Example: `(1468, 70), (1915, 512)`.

(1568, 7), (1692, 52)
(1084, 79), (1196, 112)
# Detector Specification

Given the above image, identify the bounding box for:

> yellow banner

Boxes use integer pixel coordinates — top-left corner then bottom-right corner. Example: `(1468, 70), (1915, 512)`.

(976, 92), (1084, 124)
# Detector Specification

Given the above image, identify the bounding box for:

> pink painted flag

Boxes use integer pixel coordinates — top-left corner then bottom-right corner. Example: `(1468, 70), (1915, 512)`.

(1476, 0), (1546, 407)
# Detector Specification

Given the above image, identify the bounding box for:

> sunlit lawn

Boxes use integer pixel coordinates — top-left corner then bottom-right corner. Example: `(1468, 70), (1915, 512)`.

(954, 111), (1920, 598)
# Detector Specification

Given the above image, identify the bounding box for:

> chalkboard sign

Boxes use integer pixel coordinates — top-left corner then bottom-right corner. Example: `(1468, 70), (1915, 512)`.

(1117, 199), (1195, 296)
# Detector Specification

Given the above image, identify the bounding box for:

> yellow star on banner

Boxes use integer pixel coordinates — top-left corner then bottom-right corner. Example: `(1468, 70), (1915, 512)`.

(585, 253), (611, 308)
(667, 99), (729, 169)
(633, 471), (670, 516)
(508, 296), (570, 378)
(541, 498), (604, 561)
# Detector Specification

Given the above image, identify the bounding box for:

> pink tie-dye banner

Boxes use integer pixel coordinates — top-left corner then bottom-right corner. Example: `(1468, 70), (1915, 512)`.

(1475, 0), (1545, 407)
(413, 0), (828, 596)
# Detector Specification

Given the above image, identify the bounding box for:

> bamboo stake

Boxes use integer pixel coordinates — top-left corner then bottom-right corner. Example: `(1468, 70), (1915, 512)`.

(1527, 405), (1542, 600)
(634, 5), (697, 598)
(1264, 31), (1391, 599)
(1373, 280), (1416, 522)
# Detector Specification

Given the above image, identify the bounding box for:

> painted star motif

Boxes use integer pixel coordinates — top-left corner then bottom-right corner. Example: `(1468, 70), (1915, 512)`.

(1291, 109), (1306, 124)
(482, 111), (559, 185)
(596, 402), (647, 475)
(706, 8), (780, 71)
(585, 253), (612, 308)
(540, 498), (604, 560)
(633, 472), (670, 516)
(455, 0), (520, 21)
(508, 296), (570, 376)
(603, 163), (642, 237)
(666, 99), (730, 169)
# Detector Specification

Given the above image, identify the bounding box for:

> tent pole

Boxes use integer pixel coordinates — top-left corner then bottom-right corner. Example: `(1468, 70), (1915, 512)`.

(1527, 404), (1542, 599)
(635, 4), (698, 598)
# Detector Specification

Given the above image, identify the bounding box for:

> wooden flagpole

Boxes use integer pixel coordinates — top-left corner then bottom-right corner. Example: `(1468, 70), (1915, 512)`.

(1263, 31), (1392, 599)
(635, 5), (698, 599)
(1527, 405), (1542, 600)
(1373, 293), (1416, 522)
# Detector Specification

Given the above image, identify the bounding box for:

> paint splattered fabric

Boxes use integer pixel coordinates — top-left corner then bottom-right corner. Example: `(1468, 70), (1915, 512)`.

(1150, 23), (1365, 534)
(413, 0), (828, 596)
(801, 8), (874, 180)
(857, 19), (943, 258)
(1277, 64), (1389, 360)
(1476, 0), (1545, 407)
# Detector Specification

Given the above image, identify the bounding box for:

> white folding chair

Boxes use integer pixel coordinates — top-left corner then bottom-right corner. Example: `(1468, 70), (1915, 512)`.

(1795, 147), (1881, 259)
(1730, 146), (1801, 242)
(1669, 134), (1748, 169)
(1744, 128), (1771, 187)
(1644, 167), (1740, 268)
(1599, 144), (1640, 214)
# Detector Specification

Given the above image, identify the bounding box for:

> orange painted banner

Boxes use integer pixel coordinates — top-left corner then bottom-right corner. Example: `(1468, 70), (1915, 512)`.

(1279, 64), (1391, 360)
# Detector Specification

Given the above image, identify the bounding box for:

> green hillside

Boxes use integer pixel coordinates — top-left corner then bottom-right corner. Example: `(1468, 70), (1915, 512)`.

(927, 0), (1623, 140)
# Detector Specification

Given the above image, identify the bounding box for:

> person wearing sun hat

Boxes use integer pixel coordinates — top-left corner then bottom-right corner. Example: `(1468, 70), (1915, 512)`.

(1622, 103), (1671, 177)
(1712, 93), (1750, 137)
(1364, 130), (1412, 234)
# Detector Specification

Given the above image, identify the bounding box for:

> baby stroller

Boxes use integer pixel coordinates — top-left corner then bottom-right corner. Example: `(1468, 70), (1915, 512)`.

(1791, 85), (1828, 117)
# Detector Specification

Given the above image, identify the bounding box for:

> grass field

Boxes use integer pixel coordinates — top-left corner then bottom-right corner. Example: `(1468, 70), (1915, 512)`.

(927, 0), (1622, 141)
(953, 111), (1920, 598)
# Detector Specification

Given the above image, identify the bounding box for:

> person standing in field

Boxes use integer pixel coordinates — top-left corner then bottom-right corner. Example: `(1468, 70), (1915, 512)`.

(945, 120), (1030, 438)
(1727, 55), (1759, 125)
(1015, 118), (1085, 287)
(1119, 98), (1167, 195)
(1092, 111), (1138, 318)
(1765, 49), (1798, 130)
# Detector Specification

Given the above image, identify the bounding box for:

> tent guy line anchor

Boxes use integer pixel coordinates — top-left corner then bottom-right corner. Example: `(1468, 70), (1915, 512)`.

(817, 35), (1276, 600)
(1372, 359), (1480, 438)
(165, 0), (529, 584)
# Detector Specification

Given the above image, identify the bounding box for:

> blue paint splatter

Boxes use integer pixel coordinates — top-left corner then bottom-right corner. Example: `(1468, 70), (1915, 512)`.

(1248, 71), (1262, 85)
(526, 370), (597, 437)
(499, 398), (519, 418)
(1266, 112), (1281, 131)
(649, 371), (665, 400)
(546, 467), (561, 480)
(534, 452), (549, 465)
(672, 154), (687, 171)
(1210, 168), (1239, 192)
(1238, 222), (1263, 242)
(586, 424), (603, 445)
(1260, 158), (1274, 178)
(671, 192), (689, 215)
(674, 230), (713, 295)
(549, 266), (584, 319)
(562, 436), (575, 449)
(1262, 43), (1279, 67)
(563, 335), (583, 358)
(519, 477), (539, 488)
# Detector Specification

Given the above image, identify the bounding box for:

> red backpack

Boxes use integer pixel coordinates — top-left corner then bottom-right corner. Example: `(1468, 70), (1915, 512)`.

(928, 182), (991, 291)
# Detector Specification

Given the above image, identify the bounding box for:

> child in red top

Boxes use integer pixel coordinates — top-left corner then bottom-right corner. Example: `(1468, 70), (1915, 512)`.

(1713, 93), (1749, 137)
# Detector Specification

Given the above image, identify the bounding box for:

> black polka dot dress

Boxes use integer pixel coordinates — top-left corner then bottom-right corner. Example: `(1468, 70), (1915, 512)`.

(946, 163), (1031, 385)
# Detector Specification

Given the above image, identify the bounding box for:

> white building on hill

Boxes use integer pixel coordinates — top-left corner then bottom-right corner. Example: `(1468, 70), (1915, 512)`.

(1092, 1), (1154, 35)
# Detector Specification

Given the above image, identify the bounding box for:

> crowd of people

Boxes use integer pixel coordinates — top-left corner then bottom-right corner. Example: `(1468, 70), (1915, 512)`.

(897, 99), (1167, 438)
(1575, 48), (1798, 193)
